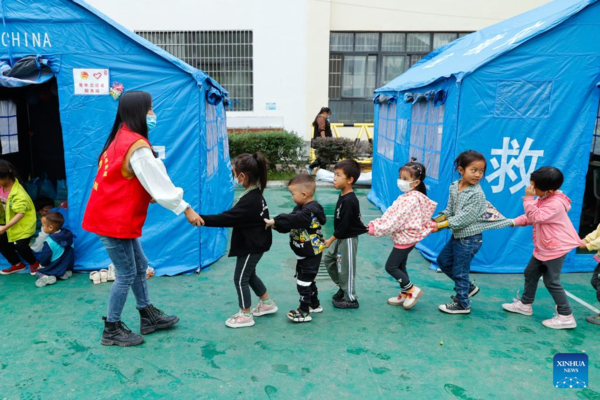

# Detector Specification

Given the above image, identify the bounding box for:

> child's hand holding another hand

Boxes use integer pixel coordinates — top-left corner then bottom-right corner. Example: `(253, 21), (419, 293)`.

(264, 218), (275, 229)
(580, 239), (589, 250)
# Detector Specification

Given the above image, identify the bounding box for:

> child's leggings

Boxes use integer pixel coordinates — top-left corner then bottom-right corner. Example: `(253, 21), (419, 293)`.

(592, 264), (600, 304)
(234, 253), (267, 309)
(521, 255), (572, 315)
(0, 233), (37, 266)
(384, 246), (415, 292)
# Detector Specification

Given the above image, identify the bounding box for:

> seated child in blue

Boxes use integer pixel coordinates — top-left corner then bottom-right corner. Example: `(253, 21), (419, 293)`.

(34, 211), (74, 288)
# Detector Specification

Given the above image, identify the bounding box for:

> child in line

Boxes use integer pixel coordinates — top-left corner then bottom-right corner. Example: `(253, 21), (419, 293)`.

(201, 152), (277, 328)
(322, 159), (366, 309)
(579, 223), (600, 326)
(34, 211), (75, 288)
(0, 160), (40, 275)
(265, 174), (327, 323)
(436, 151), (513, 314)
(367, 161), (437, 309)
(503, 167), (580, 329)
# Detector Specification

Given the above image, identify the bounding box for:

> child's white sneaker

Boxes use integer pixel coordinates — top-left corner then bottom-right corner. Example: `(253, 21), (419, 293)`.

(225, 311), (255, 328)
(251, 300), (278, 317)
(35, 275), (57, 288)
(542, 308), (577, 330)
(309, 306), (323, 313)
(388, 293), (407, 306)
(502, 296), (533, 316)
(403, 286), (423, 310)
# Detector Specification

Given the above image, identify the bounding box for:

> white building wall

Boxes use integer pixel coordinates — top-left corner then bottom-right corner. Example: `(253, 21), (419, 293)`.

(87, 0), (550, 140)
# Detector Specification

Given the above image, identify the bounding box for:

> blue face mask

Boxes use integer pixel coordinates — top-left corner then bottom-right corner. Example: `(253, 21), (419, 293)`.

(147, 114), (157, 131)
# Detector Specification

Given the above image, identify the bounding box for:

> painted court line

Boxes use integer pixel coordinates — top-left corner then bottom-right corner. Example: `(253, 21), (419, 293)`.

(565, 290), (600, 314)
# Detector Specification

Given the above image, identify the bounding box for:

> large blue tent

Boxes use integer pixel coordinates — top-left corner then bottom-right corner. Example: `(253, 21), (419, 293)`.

(0, 0), (233, 275)
(369, 0), (600, 273)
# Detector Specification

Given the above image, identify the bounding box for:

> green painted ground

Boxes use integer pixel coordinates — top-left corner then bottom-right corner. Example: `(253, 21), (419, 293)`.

(1, 188), (599, 399)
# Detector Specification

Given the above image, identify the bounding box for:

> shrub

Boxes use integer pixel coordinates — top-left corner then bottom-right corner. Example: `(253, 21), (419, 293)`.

(228, 130), (305, 170)
(312, 137), (359, 167)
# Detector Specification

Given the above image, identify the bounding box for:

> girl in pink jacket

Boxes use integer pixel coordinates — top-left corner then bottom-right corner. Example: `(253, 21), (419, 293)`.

(503, 167), (581, 330)
(367, 162), (437, 310)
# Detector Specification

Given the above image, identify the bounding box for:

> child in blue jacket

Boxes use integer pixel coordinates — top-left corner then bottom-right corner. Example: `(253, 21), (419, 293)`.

(34, 211), (74, 288)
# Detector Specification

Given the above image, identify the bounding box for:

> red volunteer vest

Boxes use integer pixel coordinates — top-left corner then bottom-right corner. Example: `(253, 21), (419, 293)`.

(82, 125), (152, 238)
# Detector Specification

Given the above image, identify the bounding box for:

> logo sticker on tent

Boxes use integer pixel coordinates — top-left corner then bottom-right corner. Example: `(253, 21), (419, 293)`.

(73, 69), (109, 95)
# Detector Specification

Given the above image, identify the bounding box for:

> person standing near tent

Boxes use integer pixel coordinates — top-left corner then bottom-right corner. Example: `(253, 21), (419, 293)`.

(306, 107), (332, 174)
(82, 91), (203, 347)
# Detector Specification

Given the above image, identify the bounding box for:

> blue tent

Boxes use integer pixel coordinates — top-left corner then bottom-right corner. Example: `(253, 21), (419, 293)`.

(369, 0), (600, 273)
(0, 0), (233, 275)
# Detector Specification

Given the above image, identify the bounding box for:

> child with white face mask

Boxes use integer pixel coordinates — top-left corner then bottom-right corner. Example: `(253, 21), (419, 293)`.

(366, 161), (438, 309)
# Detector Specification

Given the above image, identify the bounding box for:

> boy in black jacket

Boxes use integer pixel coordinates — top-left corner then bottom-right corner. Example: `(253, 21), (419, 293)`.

(322, 160), (366, 309)
(265, 174), (326, 323)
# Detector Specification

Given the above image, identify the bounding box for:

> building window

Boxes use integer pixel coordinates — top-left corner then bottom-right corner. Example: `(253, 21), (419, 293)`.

(592, 101), (600, 155)
(137, 31), (253, 111)
(410, 100), (444, 180)
(329, 32), (467, 124)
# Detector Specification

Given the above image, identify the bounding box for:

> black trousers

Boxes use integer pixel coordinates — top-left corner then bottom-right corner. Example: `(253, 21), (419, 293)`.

(384, 246), (414, 291)
(234, 253), (267, 309)
(521, 255), (571, 315)
(0, 232), (37, 266)
(591, 263), (600, 304)
(296, 254), (322, 313)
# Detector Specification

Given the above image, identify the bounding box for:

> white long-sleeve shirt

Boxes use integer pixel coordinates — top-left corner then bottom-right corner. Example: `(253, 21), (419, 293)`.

(129, 147), (189, 215)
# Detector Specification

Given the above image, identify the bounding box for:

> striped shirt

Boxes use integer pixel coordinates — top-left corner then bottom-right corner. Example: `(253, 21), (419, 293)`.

(442, 180), (513, 238)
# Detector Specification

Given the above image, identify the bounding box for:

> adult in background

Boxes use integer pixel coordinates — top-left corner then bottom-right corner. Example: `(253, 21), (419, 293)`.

(306, 107), (332, 174)
(82, 91), (203, 347)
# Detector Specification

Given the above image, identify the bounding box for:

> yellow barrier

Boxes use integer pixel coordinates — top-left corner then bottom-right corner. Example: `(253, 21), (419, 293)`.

(308, 123), (373, 169)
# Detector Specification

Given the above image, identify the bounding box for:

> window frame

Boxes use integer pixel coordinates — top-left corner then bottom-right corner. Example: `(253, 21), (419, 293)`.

(136, 30), (254, 112)
(329, 31), (468, 124)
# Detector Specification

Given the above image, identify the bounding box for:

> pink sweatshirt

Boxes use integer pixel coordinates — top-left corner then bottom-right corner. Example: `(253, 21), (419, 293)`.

(513, 192), (581, 261)
(368, 190), (438, 248)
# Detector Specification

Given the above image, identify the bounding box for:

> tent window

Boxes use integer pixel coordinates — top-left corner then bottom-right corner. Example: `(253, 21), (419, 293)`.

(591, 100), (600, 155)
(376, 103), (397, 160)
(206, 103), (220, 177)
(0, 100), (18, 154)
(137, 31), (253, 112)
(396, 118), (408, 145)
(494, 80), (552, 118)
(410, 101), (444, 180)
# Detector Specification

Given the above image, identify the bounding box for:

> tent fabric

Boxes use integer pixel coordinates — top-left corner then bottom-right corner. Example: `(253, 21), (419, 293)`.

(369, 0), (600, 273)
(378, 0), (598, 93)
(0, 0), (233, 275)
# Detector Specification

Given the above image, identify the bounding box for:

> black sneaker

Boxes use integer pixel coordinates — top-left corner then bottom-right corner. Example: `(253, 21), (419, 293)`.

(332, 298), (359, 309)
(139, 304), (180, 335)
(586, 313), (600, 326)
(332, 288), (344, 301)
(101, 317), (144, 347)
(287, 309), (312, 323)
(469, 283), (480, 298)
(439, 301), (470, 314)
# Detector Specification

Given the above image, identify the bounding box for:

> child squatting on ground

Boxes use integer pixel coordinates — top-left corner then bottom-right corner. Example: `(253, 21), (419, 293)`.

(321, 159), (367, 309)
(265, 174), (327, 323)
(435, 151), (514, 315)
(367, 161), (437, 309)
(201, 152), (278, 329)
(33, 211), (75, 288)
(0, 160), (40, 276)
(503, 167), (581, 330)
